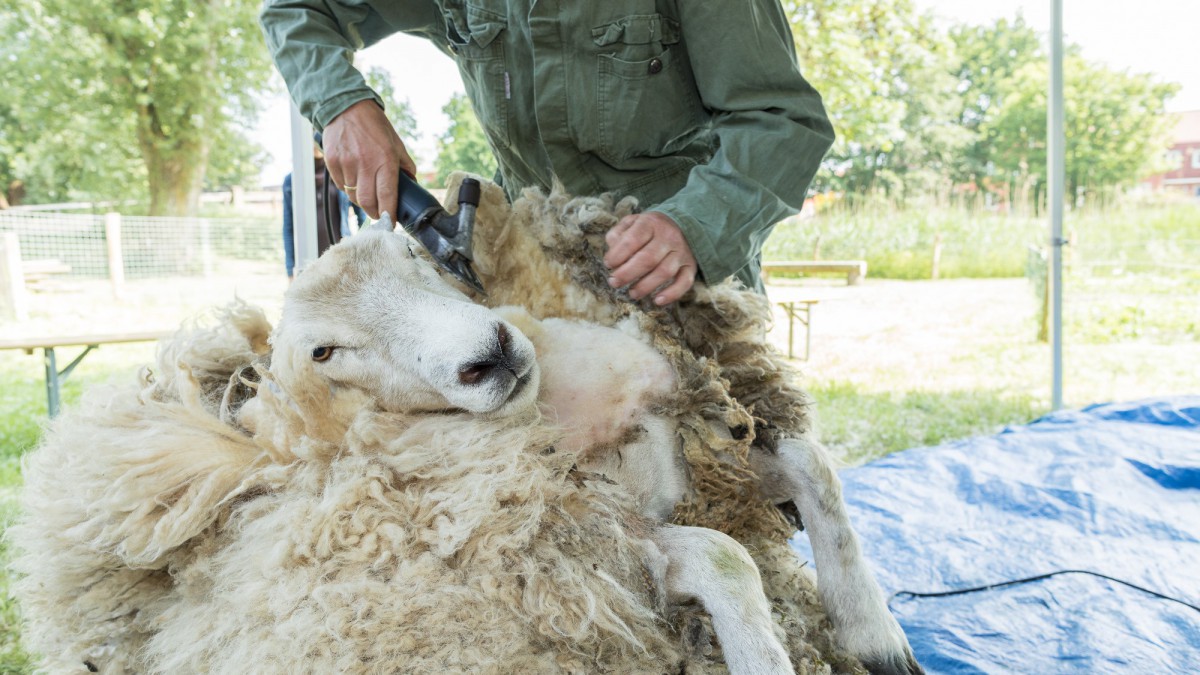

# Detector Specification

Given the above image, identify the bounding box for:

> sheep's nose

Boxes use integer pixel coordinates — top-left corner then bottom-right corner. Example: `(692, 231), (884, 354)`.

(458, 323), (513, 385)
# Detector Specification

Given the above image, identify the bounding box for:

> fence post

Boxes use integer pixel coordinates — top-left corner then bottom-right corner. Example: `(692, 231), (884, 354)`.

(200, 219), (214, 277)
(931, 233), (944, 280)
(105, 212), (125, 299)
(0, 232), (29, 322)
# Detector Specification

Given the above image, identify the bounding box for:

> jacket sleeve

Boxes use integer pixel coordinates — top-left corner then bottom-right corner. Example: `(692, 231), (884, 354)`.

(259, 0), (442, 130)
(649, 0), (835, 287)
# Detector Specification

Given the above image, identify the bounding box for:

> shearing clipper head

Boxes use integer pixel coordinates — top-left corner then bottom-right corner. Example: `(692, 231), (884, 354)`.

(391, 173), (486, 295)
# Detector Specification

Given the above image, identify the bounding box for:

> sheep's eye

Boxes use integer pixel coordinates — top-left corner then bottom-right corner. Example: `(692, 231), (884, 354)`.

(311, 346), (335, 362)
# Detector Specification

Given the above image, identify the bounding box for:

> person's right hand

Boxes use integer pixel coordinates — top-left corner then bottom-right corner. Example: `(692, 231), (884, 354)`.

(322, 99), (417, 220)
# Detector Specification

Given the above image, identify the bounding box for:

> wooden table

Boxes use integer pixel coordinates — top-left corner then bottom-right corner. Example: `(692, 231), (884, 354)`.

(777, 299), (818, 360)
(0, 330), (170, 417)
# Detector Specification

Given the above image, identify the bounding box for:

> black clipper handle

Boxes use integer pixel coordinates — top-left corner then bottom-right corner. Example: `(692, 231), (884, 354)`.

(397, 170), (442, 232)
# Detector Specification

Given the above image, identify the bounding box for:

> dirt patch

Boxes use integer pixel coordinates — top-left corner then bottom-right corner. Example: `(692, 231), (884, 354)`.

(765, 276), (1200, 406)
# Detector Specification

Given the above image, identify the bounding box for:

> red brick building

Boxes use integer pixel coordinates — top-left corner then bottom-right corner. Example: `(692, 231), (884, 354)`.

(1146, 110), (1200, 197)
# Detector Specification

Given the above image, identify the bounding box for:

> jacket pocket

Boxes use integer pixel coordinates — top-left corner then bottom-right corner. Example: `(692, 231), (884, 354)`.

(446, 2), (510, 147)
(593, 14), (705, 165)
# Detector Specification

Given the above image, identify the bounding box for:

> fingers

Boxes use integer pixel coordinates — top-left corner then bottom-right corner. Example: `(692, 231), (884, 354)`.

(627, 254), (681, 299)
(611, 245), (669, 293)
(603, 215), (652, 270)
(604, 211), (698, 306)
(323, 99), (411, 220)
(652, 264), (697, 305)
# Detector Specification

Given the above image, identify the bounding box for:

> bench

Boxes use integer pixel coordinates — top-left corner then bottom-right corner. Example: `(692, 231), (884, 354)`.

(762, 260), (867, 285)
(0, 330), (170, 417)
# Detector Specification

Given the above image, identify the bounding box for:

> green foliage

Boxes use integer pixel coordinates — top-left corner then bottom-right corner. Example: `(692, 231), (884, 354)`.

(205, 127), (273, 192)
(1062, 204), (1200, 344)
(433, 93), (498, 186)
(765, 202), (1042, 278)
(787, 0), (971, 199)
(0, 491), (35, 673)
(784, 4), (1179, 208)
(983, 57), (1178, 210)
(1, 0), (274, 214)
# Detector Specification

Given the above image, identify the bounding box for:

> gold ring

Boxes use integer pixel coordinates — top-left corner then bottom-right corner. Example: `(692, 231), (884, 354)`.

(343, 185), (356, 191)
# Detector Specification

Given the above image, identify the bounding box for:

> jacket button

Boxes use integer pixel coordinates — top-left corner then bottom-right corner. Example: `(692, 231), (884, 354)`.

(648, 58), (663, 75)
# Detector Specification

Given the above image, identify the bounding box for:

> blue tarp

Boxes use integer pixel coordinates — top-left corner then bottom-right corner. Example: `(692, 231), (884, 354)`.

(790, 397), (1200, 674)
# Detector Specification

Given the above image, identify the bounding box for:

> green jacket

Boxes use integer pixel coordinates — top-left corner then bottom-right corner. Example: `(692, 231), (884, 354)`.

(260, 0), (834, 290)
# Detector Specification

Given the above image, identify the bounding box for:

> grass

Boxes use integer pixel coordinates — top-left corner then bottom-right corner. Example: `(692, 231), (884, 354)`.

(809, 382), (1043, 465)
(766, 200), (1200, 281)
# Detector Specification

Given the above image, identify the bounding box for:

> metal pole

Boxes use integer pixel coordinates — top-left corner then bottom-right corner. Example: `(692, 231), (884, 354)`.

(1049, 0), (1065, 410)
(289, 102), (319, 275)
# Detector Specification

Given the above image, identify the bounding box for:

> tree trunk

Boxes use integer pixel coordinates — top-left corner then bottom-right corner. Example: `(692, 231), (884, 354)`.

(136, 108), (210, 217)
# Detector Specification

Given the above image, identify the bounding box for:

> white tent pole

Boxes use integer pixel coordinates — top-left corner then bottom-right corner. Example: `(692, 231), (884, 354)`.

(1049, 0), (1065, 410)
(289, 102), (319, 275)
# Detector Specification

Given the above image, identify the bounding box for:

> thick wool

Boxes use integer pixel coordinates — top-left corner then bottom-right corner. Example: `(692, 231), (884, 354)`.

(12, 307), (684, 673)
(10, 305), (273, 673)
(451, 174), (861, 673)
(14, 178), (862, 674)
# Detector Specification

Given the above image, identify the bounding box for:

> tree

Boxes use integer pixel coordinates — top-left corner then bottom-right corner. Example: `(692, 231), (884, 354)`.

(433, 93), (498, 187)
(984, 56), (1178, 211)
(2, 0), (273, 215)
(783, 0), (968, 201)
(947, 15), (1044, 202)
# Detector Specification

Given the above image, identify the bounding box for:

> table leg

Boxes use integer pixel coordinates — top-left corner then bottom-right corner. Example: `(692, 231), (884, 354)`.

(785, 302), (795, 359)
(42, 344), (97, 418)
(804, 303), (812, 361)
(44, 347), (60, 418)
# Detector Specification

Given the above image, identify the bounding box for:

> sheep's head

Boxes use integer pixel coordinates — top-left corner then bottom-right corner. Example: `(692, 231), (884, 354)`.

(270, 229), (539, 418)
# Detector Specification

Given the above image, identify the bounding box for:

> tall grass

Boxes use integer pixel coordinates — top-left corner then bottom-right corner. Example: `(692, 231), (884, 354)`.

(766, 198), (1200, 281)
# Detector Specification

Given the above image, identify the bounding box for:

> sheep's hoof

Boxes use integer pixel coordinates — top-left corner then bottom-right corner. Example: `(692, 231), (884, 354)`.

(861, 650), (924, 675)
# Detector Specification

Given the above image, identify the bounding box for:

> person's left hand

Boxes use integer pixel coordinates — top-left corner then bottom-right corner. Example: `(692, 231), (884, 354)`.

(604, 211), (697, 306)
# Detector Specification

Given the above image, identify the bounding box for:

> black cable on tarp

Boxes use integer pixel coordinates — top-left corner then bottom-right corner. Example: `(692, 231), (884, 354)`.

(890, 569), (1200, 614)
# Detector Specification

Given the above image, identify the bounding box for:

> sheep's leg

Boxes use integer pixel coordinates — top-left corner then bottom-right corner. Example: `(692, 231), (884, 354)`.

(652, 525), (793, 675)
(751, 437), (923, 675)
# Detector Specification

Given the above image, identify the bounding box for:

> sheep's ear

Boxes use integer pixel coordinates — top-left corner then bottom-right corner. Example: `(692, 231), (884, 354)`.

(367, 212), (396, 233)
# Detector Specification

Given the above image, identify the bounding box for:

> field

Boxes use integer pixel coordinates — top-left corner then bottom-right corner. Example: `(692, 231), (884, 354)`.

(0, 201), (1197, 668)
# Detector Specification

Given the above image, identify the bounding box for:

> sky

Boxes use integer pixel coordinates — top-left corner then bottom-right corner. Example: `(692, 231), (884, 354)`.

(253, 0), (1200, 185)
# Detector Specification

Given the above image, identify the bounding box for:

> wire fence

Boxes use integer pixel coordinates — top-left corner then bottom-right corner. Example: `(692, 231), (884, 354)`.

(0, 210), (280, 280)
(2, 205), (1195, 345)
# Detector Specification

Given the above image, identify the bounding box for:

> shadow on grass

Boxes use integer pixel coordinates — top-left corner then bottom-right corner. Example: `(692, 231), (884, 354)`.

(810, 381), (1048, 465)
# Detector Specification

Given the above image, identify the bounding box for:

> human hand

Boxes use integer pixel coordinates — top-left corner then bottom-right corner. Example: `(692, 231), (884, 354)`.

(323, 99), (417, 219)
(603, 211), (698, 306)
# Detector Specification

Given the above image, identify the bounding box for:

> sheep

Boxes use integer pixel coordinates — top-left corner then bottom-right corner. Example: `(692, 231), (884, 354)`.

(10, 176), (919, 674)
(11, 229), (793, 673)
